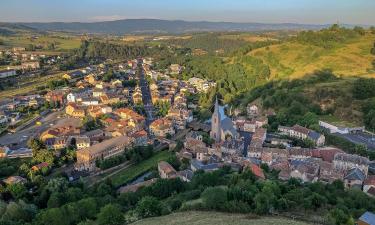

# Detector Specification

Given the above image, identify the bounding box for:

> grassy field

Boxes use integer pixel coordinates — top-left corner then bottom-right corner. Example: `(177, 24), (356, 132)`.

(0, 35), (81, 52)
(249, 33), (375, 79)
(131, 211), (313, 225)
(111, 151), (173, 187)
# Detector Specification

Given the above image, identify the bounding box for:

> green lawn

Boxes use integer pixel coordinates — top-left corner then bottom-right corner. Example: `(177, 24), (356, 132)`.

(131, 211), (313, 225)
(111, 151), (173, 187)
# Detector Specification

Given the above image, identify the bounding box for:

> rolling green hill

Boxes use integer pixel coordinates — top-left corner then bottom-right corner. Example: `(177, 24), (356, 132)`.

(248, 33), (375, 79)
(131, 211), (313, 225)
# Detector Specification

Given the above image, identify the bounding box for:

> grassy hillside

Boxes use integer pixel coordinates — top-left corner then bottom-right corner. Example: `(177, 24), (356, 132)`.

(249, 33), (375, 79)
(131, 211), (312, 225)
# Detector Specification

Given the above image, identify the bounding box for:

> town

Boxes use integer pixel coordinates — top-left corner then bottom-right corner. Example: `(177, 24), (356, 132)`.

(0, 43), (375, 223)
(0, 3), (375, 223)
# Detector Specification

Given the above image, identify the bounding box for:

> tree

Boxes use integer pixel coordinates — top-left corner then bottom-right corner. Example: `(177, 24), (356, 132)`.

(7, 183), (27, 200)
(96, 204), (124, 225)
(135, 196), (162, 218)
(35, 207), (68, 225)
(46, 177), (68, 193)
(353, 26), (365, 35)
(201, 186), (227, 210)
(327, 208), (354, 225)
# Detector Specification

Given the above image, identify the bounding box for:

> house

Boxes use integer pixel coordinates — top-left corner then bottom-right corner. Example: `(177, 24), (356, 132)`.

(290, 160), (319, 183)
(65, 103), (85, 118)
(45, 90), (65, 105)
(169, 64), (182, 74)
(83, 129), (105, 142)
(0, 146), (9, 158)
(363, 176), (375, 195)
(31, 162), (49, 171)
(132, 130), (148, 146)
(149, 118), (175, 137)
(3, 176), (27, 185)
(247, 104), (259, 118)
(243, 162), (265, 179)
(318, 161), (343, 183)
(344, 168), (365, 189)
(158, 161), (177, 179)
(333, 153), (369, 175)
(177, 170), (194, 182)
(278, 124), (325, 146)
(248, 128), (267, 157)
(40, 125), (80, 141)
(220, 139), (245, 156)
(190, 159), (220, 172)
(0, 69), (17, 78)
(62, 70), (84, 80)
(21, 61), (40, 70)
(261, 148), (289, 165)
(75, 136), (91, 149)
(358, 211), (375, 225)
(45, 137), (69, 150)
(75, 135), (134, 171)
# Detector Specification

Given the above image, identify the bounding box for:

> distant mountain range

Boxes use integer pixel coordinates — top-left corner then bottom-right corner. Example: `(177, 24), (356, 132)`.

(14, 19), (333, 34)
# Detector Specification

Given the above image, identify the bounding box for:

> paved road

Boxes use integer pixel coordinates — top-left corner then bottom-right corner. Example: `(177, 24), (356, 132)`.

(137, 60), (155, 128)
(334, 132), (375, 150)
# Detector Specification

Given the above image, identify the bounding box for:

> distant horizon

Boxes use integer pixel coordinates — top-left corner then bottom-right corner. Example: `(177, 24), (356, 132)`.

(0, 0), (374, 25)
(3, 18), (373, 27)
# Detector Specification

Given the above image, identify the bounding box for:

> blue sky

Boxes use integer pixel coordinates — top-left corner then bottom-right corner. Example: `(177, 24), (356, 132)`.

(0, 0), (374, 25)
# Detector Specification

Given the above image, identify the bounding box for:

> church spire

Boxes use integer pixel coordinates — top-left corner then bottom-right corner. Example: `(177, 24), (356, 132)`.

(214, 95), (219, 115)
(210, 95), (221, 143)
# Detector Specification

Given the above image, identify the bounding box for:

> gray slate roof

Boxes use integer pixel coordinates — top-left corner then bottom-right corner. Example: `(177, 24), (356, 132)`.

(359, 211), (375, 225)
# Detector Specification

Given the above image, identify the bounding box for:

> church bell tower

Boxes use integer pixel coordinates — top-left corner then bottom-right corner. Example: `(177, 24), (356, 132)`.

(210, 96), (221, 143)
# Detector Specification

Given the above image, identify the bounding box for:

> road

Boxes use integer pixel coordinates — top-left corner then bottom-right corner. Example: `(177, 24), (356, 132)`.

(0, 110), (65, 149)
(137, 60), (155, 128)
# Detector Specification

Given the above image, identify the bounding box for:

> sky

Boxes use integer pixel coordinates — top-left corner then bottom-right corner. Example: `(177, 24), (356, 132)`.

(0, 0), (374, 25)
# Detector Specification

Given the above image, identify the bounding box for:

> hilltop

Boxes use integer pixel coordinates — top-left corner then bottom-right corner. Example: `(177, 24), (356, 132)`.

(249, 33), (375, 79)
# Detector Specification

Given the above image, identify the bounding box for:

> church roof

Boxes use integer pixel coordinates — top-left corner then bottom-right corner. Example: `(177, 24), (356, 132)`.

(221, 117), (237, 135)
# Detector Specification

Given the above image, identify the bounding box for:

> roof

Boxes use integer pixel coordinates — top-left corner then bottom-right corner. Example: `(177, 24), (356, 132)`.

(359, 211), (375, 225)
(191, 159), (220, 171)
(221, 117), (237, 135)
(78, 135), (133, 156)
(364, 175), (375, 186)
(367, 187), (375, 196)
(250, 163), (265, 179)
(344, 168), (365, 181)
(292, 124), (310, 135)
(158, 161), (176, 175)
(3, 176), (27, 185)
(334, 153), (369, 165)
(308, 131), (321, 140)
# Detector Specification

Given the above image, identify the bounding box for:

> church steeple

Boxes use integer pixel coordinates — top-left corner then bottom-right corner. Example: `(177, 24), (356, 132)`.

(210, 95), (221, 143)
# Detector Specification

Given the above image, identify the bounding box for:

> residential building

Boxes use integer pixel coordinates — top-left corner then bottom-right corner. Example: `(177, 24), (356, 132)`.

(358, 211), (375, 225)
(278, 124), (325, 146)
(333, 153), (369, 175)
(344, 168), (365, 189)
(75, 135), (134, 171)
(150, 118), (175, 137)
(158, 161), (177, 179)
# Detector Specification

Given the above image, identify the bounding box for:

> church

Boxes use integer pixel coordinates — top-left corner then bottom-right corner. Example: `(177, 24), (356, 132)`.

(210, 97), (238, 142)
